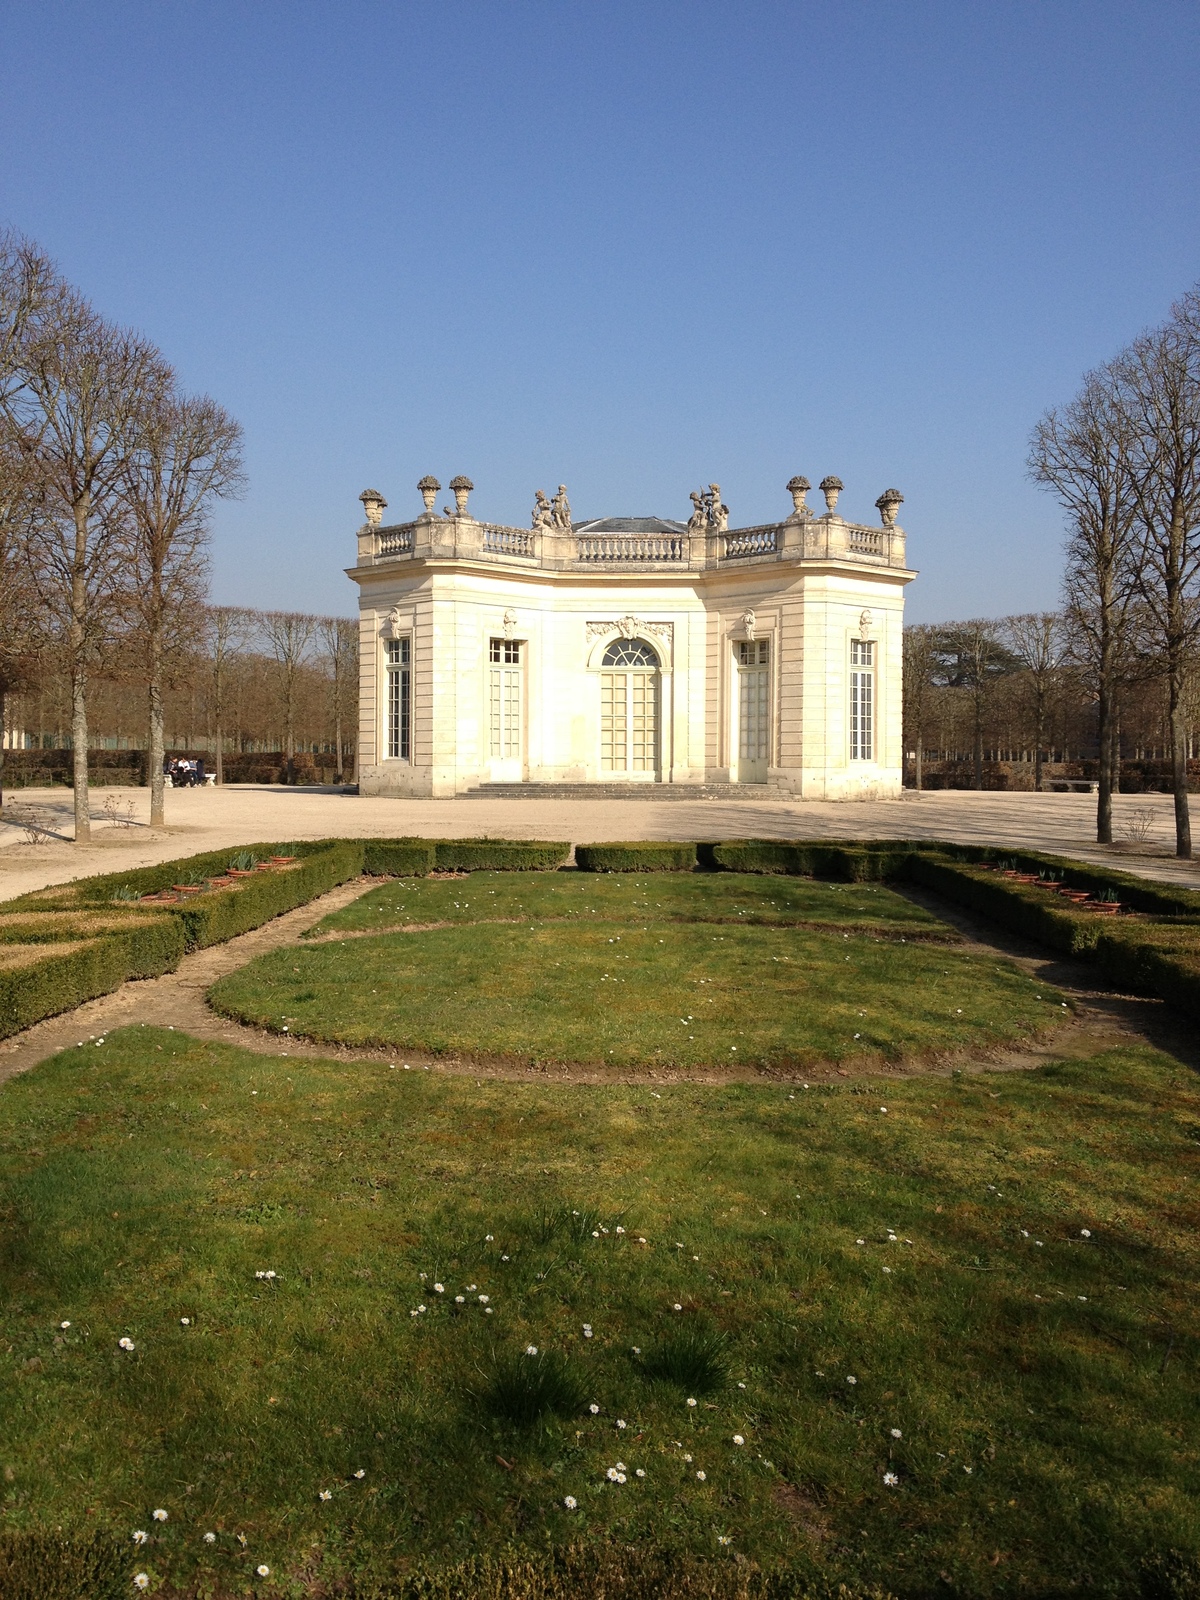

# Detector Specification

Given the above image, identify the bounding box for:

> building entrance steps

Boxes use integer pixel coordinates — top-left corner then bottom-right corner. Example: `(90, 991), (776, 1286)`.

(463, 781), (780, 800)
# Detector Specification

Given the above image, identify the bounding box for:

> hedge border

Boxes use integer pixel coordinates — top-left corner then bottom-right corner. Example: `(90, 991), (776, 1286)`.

(3, 834), (1200, 1041)
(432, 839), (570, 872)
(576, 841), (699, 873)
(0, 917), (186, 1038)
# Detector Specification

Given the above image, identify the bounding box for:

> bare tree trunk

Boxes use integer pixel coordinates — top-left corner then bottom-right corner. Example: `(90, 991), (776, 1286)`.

(1096, 689), (1115, 844)
(70, 656), (89, 841)
(69, 501), (90, 841)
(1169, 658), (1192, 857)
(914, 731), (923, 791)
(148, 628), (165, 828)
(0, 684), (6, 812)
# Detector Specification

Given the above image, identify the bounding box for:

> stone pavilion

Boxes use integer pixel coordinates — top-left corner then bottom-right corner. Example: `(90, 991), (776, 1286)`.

(347, 475), (915, 797)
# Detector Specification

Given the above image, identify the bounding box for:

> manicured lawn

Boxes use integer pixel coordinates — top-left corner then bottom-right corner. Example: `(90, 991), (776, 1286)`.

(209, 918), (1062, 1070)
(307, 871), (952, 939)
(0, 1027), (1197, 1597)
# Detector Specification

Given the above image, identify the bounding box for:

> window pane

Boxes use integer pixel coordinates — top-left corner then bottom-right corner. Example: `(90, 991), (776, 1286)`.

(602, 639), (658, 668)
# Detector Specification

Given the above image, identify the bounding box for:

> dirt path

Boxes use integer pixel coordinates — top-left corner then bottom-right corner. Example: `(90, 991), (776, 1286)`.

(0, 877), (1191, 1088)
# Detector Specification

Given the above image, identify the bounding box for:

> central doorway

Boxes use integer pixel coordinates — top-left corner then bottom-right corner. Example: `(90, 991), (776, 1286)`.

(600, 638), (660, 779)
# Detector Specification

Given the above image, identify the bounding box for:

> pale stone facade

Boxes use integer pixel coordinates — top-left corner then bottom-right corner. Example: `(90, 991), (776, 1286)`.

(348, 477), (915, 798)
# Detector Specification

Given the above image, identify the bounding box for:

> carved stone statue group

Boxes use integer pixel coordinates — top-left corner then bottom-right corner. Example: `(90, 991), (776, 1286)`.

(531, 485), (573, 533)
(363, 474), (905, 533)
(686, 483), (729, 535)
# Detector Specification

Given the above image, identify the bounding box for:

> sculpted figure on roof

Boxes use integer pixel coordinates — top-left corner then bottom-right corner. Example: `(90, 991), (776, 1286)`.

(687, 491), (707, 535)
(551, 484), (573, 531)
(706, 483), (729, 533)
(532, 489), (553, 533)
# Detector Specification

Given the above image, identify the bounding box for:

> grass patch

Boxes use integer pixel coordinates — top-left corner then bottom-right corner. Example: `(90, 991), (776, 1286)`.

(307, 871), (952, 940)
(479, 1347), (589, 1425)
(0, 1027), (1197, 1596)
(211, 917), (1060, 1070)
(639, 1325), (730, 1395)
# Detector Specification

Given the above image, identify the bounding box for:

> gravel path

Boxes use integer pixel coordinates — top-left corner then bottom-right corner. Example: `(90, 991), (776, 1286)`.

(2, 785), (1198, 906)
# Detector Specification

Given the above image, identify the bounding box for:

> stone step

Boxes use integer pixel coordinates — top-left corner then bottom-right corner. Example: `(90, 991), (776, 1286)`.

(462, 782), (781, 801)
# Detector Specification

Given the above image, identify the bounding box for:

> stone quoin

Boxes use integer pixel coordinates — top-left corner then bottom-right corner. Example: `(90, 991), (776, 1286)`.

(347, 476), (915, 797)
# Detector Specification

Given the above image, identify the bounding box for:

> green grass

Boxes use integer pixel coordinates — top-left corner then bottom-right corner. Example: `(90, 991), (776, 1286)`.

(0, 1027), (1197, 1597)
(307, 872), (952, 939)
(209, 919), (1062, 1070)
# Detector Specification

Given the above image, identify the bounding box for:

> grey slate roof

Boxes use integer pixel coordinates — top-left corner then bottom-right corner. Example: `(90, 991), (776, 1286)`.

(572, 516), (688, 535)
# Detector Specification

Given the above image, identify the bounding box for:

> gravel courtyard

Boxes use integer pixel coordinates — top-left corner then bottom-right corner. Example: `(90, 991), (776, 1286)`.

(1, 784), (1197, 904)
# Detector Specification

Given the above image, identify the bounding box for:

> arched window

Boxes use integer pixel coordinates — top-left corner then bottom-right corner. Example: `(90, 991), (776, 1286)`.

(601, 638), (658, 668)
(599, 637), (659, 775)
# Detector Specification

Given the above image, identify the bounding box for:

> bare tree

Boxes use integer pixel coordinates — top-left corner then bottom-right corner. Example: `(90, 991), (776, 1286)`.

(0, 234), (63, 810)
(1117, 299), (1200, 858)
(1002, 613), (1065, 794)
(1029, 364), (1138, 842)
(261, 611), (317, 784)
(901, 623), (938, 790)
(316, 615), (358, 783)
(122, 386), (243, 825)
(19, 300), (167, 842)
(204, 605), (253, 784)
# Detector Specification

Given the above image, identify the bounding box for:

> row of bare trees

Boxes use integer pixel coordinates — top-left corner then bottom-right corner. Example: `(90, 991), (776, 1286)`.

(0, 231), (243, 833)
(1029, 283), (1200, 857)
(5, 604), (359, 790)
(903, 612), (1199, 793)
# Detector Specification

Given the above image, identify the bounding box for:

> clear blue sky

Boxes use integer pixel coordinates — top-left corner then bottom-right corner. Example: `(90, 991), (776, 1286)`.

(3, 2), (1199, 622)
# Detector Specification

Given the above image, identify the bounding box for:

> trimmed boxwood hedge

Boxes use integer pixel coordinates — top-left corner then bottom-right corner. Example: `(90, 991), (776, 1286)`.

(0, 842), (362, 1040)
(4, 832), (1200, 1039)
(8, 840), (364, 950)
(918, 843), (1200, 921)
(363, 838), (437, 877)
(0, 916), (186, 1039)
(431, 838), (570, 872)
(362, 838), (569, 876)
(575, 842), (698, 872)
(706, 840), (922, 881)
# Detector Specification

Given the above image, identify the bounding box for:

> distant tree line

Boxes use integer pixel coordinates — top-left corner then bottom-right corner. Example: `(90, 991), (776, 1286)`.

(903, 613), (1199, 796)
(0, 230), (358, 826)
(4, 603), (359, 788)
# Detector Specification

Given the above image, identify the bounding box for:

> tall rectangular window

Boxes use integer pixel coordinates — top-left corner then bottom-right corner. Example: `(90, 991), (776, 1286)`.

(386, 636), (411, 760)
(737, 639), (770, 763)
(850, 638), (874, 761)
(488, 638), (522, 759)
